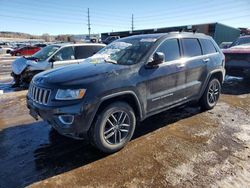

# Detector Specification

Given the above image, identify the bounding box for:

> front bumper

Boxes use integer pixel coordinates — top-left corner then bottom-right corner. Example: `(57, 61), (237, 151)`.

(27, 96), (97, 139)
(11, 70), (42, 85)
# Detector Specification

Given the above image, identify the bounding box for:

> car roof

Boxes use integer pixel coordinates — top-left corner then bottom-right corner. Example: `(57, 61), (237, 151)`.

(54, 43), (106, 48)
(120, 32), (209, 41)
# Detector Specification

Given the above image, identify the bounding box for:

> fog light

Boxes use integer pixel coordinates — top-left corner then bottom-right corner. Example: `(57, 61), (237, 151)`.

(58, 115), (74, 125)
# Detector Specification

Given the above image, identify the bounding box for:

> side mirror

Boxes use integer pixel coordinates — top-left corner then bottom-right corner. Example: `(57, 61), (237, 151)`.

(146, 52), (165, 68)
(49, 57), (57, 68)
(50, 54), (62, 62)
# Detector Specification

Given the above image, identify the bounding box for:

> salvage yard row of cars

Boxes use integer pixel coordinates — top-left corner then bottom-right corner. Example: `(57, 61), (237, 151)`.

(2, 32), (250, 153)
(0, 42), (47, 56)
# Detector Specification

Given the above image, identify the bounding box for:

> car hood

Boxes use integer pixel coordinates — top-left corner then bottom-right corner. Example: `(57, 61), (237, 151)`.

(33, 61), (125, 86)
(12, 57), (49, 75)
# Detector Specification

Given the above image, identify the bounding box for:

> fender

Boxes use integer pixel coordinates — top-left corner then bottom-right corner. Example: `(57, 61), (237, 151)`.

(100, 90), (143, 120)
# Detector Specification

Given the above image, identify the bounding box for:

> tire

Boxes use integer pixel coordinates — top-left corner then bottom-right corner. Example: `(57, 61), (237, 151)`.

(200, 78), (221, 110)
(90, 102), (136, 153)
(12, 73), (21, 87)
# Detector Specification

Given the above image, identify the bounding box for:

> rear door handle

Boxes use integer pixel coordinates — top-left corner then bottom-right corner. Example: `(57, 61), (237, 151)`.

(203, 58), (210, 63)
(177, 64), (185, 68)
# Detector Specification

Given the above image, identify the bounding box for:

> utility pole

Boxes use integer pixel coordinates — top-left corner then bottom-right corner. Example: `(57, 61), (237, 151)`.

(87, 8), (91, 37)
(131, 14), (134, 33)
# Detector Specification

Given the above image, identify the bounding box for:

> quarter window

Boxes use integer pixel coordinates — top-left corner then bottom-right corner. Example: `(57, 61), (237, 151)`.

(182, 38), (202, 57)
(200, 39), (217, 54)
(156, 39), (180, 62)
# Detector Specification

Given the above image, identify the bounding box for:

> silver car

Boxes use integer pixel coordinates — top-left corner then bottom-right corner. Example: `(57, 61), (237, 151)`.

(11, 43), (106, 86)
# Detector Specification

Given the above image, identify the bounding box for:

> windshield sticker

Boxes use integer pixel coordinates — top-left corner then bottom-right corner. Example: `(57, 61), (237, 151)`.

(140, 38), (157, 42)
(109, 42), (132, 49)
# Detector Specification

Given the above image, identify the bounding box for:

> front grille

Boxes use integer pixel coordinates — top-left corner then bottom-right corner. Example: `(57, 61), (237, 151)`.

(28, 84), (51, 105)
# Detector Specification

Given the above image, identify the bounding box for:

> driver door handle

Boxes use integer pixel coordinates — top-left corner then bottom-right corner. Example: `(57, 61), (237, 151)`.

(177, 64), (185, 68)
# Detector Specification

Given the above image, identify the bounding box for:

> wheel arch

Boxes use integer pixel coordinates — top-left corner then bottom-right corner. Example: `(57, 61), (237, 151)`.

(97, 91), (143, 122)
(210, 70), (224, 84)
(199, 69), (224, 99)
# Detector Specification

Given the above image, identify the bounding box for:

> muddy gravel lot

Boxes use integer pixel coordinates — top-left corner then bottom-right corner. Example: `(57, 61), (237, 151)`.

(0, 55), (250, 188)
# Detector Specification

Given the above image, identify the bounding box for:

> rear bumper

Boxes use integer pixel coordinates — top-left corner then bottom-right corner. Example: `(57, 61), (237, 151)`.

(26, 96), (98, 139)
(226, 66), (250, 77)
(225, 58), (250, 77)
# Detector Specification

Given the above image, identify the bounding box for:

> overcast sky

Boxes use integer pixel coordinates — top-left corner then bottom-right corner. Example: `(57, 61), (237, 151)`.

(0, 0), (249, 35)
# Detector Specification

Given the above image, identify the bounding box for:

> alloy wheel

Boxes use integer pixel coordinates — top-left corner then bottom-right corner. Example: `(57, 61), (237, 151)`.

(103, 111), (131, 145)
(207, 81), (220, 106)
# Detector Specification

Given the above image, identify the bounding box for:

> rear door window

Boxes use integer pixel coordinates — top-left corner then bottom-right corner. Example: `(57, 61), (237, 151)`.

(156, 38), (180, 62)
(182, 38), (202, 57)
(75, 45), (103, 59)
(199, 39), (217, 54)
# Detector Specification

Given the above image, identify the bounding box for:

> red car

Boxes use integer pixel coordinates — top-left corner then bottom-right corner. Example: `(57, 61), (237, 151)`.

(222, 35), (250, 78)
(11, 46), (41, 56)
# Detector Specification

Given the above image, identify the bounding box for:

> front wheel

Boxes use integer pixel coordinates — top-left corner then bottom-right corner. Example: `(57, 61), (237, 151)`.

(11, 72), (21, 87)
(90, 102), (136, 153)
(200, 78), (221, 110)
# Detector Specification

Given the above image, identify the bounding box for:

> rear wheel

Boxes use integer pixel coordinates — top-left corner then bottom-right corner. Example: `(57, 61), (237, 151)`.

(200, 78), (221, 110)
(90, 102), (136, 153)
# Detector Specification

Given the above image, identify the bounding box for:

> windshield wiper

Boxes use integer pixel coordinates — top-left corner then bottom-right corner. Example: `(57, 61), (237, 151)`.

(25, 56), (39, 61)
(104, 59), (117, 64)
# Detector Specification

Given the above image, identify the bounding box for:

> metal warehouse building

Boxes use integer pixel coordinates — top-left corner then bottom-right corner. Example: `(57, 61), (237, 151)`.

(101, 22), (240, 45)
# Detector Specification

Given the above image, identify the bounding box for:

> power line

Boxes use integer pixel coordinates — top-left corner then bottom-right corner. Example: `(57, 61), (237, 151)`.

(133, 7), (250, 27)
(136, 2), (248, 21)
(1, 0), (247, 24)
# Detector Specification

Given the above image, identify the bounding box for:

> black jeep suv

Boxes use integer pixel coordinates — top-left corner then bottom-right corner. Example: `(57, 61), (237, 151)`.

(27, 32), (225, 153)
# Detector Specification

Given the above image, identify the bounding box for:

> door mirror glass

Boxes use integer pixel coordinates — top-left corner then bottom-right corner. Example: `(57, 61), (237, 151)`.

(153, 52), (165, 63)
(147, 52), (165, 68)
(50, 54), (61, 62)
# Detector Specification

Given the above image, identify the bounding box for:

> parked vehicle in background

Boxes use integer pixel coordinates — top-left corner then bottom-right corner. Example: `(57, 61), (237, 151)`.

(34, 43), (47, 48)
(219, 42), (232, 49)
(11, 43), (106, 86)
(10, 46), (41, 56)
(229, 35), (250, 47)
(27, 32), (225, 153)
(6, 48), (14, 54)
(222, 35), (250, 78)
(0, 44), (14, 54)
(103, 36), (120, 44)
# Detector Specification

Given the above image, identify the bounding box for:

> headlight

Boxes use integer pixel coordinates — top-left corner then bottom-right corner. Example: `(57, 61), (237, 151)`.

(55, 89), (86, 100)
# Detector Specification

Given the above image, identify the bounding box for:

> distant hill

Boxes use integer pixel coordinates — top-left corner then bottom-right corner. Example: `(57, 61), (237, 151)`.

(0, 31), (40, 39)
(0, 31), (100, 42)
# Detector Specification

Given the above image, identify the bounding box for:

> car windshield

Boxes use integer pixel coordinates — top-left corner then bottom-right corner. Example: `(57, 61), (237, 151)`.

(87, 37), (157, 65)
(32, 45), (60, 61)
(230, 36), (250, 47)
